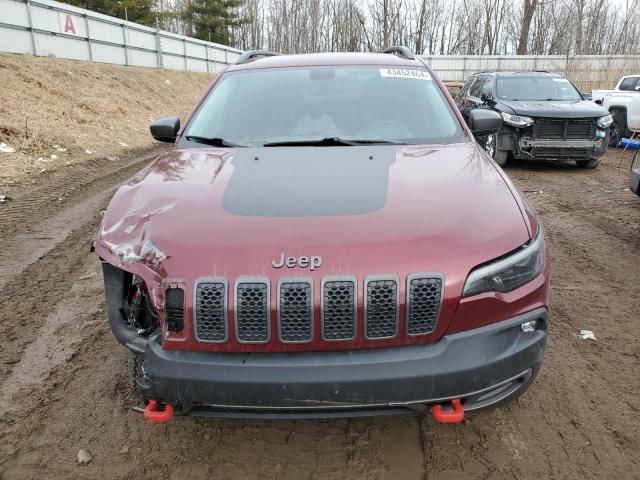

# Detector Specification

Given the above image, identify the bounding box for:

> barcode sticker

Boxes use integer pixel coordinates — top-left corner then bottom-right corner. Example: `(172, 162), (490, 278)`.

(380, 68), (431, 80)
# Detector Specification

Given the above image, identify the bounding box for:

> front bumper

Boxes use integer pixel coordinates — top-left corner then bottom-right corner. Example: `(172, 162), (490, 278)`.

(498, 127), (608, 161)
(137, 308), (548, 418)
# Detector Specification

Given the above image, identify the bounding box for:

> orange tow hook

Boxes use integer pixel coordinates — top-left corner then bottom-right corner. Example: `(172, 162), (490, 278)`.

(143, 400), (174, 423)
(431, 398), (464, 424)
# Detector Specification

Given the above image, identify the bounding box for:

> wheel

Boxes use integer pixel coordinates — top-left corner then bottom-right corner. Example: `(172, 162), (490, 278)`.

(576, 158), (601, 169)
(483, 133), (509, 166)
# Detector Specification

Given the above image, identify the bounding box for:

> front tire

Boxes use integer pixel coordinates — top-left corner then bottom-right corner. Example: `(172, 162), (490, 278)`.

(576, 158), (601, 169)
(483, 133), (509, 166)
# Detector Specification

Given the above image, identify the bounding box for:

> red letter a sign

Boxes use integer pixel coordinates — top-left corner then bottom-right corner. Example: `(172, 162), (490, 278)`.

(63, 14), (76, 34)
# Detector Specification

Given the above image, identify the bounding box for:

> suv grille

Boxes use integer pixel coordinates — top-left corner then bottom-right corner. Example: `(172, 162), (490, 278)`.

(195, 281), (227, 342)
(322, 278), (356, 340)
(365, 278), (399, 339)
(407, 275), (443, 335)
(235, 280), (269, 343)
(193, 273), (445, 345)
(278, 280), (313, 342)
(534, 147), (589, 159)
(535, 119), (595, 140)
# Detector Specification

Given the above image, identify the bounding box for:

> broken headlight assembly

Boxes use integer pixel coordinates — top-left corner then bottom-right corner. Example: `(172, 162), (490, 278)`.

(597, 114), (613, 129)
(500, 112), (535, 128)
(462, 230), (545, 297)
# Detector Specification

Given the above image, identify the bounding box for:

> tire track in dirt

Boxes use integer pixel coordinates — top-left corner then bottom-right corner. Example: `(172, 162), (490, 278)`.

(0, 256), (102, 417)
(0, 146), (163, 239)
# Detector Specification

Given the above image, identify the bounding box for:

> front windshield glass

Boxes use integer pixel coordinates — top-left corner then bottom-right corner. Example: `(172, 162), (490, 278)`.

(184, 66), (465, 146)
(496, 76), (582, 101)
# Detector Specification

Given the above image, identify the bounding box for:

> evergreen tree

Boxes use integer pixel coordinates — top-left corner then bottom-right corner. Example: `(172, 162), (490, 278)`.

(62, 0), (156, 26)
(184, 0), (244, 44)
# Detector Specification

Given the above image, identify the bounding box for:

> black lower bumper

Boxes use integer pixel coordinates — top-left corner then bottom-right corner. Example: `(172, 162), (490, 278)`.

(498, 128), (608, 161)
(138, 308), (547, 418)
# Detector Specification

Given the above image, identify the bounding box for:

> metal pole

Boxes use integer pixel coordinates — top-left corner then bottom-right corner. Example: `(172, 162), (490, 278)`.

(25, 0), (37, 55)
(183, 38), (187, 70)
(206, 32), (210, 73)
(155, 17), (162, 68)
(84, 14), (93, 61)
(462, 56), (467, 82)
(123, 7), (129, 66)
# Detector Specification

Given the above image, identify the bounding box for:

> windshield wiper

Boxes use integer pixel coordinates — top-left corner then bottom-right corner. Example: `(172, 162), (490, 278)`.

(262, 137), (402, 147)
(184, 135), (245, 147)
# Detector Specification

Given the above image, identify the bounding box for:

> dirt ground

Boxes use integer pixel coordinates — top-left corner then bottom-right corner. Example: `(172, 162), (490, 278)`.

(0, 145), (638, 480)
(0, 53), (213, 184)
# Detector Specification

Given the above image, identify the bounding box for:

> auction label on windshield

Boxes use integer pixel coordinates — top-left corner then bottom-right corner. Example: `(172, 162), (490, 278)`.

(380, 68), (431, 80)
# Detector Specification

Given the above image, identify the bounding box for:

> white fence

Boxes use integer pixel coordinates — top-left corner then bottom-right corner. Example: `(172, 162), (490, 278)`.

(421, 55), (640, 89)
(0, 0), (242, 72)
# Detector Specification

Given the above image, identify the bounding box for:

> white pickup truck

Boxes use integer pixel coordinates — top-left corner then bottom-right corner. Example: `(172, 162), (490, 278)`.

(592, 75), (640, 144)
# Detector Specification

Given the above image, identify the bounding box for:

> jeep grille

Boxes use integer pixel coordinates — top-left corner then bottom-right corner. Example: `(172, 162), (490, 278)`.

(235, 280), (270, 343)
(278, 280), (313, 342)
(322, 278), (356, 340)
(407, 275), (443, 335)
(195, 281), (227, 342)
(193, 274), (444, 345)
(365, 278), (399, 339)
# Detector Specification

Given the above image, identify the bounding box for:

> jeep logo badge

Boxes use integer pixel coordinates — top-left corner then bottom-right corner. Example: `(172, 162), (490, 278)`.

(272, 253), (322, 271)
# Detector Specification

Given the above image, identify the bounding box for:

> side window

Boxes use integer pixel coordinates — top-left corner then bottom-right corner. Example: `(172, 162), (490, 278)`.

(469, 75), (486, 98)
(619, 77), (640, 91)
(480, 77), (493, 98)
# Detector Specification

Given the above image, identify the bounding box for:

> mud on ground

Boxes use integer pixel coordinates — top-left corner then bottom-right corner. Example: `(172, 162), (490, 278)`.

(0, 149), (638, 480)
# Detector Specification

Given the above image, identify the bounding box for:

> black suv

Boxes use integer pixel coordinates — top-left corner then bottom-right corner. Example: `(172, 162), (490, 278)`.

(455, 71), (612, 168)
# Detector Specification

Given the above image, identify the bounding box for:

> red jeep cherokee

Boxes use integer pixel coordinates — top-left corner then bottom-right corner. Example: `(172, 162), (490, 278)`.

(95, 47), (550, 422)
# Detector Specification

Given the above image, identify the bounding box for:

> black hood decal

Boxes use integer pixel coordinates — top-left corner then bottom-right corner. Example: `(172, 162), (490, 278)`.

(222, 146), (395, 217)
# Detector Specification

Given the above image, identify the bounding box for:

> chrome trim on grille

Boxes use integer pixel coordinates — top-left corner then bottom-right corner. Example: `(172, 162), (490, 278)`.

(277, 277), (314, 344)
(321, 275), (357, 341)
(364, 275), (399, 340)
(234, 277), (271, 344)
(193, 277), (228, 343)
(405, 273), (444, 337)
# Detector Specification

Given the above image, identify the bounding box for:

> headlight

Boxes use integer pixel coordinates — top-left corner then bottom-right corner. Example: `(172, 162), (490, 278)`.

(462, 230), (546, 297)
(500, 112), (534, 128)
(597, 114), (613, 129)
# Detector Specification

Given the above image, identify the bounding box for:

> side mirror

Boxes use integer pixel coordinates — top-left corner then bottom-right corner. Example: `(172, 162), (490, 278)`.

(150, 117), (180, 143)
(467, 109), (502, 137)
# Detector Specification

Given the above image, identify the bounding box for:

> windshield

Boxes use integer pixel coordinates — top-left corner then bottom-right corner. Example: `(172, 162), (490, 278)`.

(183, 66), (465, 147)
(496, 76), (582, 101)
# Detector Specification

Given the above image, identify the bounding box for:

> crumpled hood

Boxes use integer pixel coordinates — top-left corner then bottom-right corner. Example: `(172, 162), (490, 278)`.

(500, 99), (609, 119)
(96, 142), (531, 301)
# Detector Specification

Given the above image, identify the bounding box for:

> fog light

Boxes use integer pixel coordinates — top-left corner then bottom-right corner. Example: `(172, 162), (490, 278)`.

(521, 320), (538, 333)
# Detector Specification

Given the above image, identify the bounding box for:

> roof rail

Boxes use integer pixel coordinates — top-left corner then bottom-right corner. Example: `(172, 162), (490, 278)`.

(235, 50), (280, 65)
(382, 46), (416, 61)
